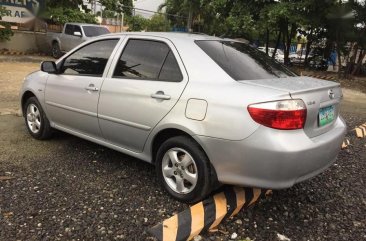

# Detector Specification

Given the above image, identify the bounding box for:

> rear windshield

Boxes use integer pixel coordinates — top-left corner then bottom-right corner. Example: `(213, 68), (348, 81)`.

(195, 40), (296, 80)
(82, 26), (110, 37)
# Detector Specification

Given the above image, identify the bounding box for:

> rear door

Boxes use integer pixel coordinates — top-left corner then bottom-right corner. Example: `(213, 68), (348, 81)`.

(98, 36), (188, 152)
(45, 38), (121, 138)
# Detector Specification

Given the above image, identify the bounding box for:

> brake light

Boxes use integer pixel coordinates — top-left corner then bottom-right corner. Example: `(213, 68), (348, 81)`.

(247, 99), (307, 130)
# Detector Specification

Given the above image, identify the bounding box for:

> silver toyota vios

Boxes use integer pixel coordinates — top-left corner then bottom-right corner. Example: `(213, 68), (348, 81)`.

(20, 32), (346, 203)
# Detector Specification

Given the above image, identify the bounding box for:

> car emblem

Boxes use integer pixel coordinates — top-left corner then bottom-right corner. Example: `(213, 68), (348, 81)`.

(328, 89), (335, 99)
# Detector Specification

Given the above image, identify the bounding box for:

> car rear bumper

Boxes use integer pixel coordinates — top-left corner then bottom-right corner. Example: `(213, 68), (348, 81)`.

(197, 116), (347, 189)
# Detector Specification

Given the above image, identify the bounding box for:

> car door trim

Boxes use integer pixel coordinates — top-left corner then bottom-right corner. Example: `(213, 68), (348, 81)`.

(45, 101), (97, 117)
(98, 114), (151, 131)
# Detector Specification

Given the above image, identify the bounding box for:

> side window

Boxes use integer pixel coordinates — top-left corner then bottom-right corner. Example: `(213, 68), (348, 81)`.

(65, 25), (74, 35)
(74, 25), (82, 35)
(61, 39), (119, 77)
(113, 39), (182, 82)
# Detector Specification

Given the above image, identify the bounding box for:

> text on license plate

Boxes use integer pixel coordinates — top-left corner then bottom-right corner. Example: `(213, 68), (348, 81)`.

(319, 105), (335, 127)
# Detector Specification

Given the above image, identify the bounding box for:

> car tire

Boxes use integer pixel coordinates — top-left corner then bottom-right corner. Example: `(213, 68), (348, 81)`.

(52, 42), (61, 59)
(24, 97), (53, 140)
(156, 136), (212, 203)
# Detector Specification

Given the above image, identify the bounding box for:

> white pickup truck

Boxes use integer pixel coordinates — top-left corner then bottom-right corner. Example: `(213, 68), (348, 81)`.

(48, 23), (110, 58)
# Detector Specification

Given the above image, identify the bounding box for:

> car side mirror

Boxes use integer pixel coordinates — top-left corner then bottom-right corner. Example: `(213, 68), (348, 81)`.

(41, 61), (58, 74)
(74, 31), (82, 37)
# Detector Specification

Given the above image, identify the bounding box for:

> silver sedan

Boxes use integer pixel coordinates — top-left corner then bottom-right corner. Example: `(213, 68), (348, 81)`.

(20, 32), (346, 203)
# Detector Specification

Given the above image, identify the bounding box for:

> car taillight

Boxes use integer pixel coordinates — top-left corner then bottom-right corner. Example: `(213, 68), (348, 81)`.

(247, 99), (307, 130)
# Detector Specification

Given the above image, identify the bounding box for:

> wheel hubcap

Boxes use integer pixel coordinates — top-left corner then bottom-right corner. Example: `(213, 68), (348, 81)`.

(26, 104), (41, 134)
(162, 148), (198, 194)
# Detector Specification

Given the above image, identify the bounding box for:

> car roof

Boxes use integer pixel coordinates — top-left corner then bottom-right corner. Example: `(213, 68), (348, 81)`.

(102, 32), (225, 42)
(66, 23), (107, 27)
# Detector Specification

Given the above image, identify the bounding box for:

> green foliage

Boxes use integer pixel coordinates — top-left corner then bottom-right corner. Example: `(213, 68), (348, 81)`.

(147, 14), (171, 32)
(45, 0), (84, 9)
(99, 0), (133, 16)
(0, 6), (14, 42)
(43, 7), (97, 24)
(102, 9), (117, 18)
(126, 15), (149, 31)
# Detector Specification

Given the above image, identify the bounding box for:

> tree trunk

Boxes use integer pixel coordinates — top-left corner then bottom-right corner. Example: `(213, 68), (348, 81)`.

(282, 30), (286, 62)
(265, 28), (269, 55)
(304, 28), (313, 66)
(284, 23), (296, 65)
(272, 30), (281, 59)
(351, 50), (365, 76)
(186, 6), (193, 32)
(345, 43), (358, 78)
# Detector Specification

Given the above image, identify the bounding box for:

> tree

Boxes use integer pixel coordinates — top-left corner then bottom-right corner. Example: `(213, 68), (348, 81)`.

(147, 14), (171, 32)
(99, 0), (133, 16)
(159, 0), (201, 31)
(43, 0), (97, 24)
(349, 0), (366, 75)
(44, 7), (97, 24)
(326, 1), (357, 75)
(160, 0), (364, 76)
(46, 0), (84, 9)
(0, 6), (14, 42)
(126, 15), (148, 31)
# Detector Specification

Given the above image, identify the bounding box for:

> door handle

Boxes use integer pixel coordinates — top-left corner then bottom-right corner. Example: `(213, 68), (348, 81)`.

(85, 84), (99, 92)
(151, 91), (171, 100)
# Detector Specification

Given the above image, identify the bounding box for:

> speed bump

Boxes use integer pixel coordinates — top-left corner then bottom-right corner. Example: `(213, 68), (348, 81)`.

(355, 123), (366, 138)
(149, 187), (269, 241)
(341, 139), (350, 149)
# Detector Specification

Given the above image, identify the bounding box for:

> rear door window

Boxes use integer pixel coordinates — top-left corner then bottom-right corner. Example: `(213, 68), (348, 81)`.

(196, 40), (296, 80)
(158, 51), (183, 82)
(113, 39), (182, 82)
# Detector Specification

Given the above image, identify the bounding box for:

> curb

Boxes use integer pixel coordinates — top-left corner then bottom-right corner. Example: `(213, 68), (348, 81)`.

(149, 187), (270, 241)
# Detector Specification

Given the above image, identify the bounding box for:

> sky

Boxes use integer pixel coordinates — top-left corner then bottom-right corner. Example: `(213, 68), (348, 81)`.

(134, 0), (165, 18)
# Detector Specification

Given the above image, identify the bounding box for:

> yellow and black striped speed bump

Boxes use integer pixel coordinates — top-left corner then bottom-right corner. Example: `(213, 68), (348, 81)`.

(301, 73), (336, 81)
(149, 186), (270, 241)
(341, 138), (350, 149)
(355, 123), (366, 138)
(0, 51), (48, 56)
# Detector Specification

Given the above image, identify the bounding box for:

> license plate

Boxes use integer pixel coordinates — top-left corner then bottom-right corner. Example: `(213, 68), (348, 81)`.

(319, 105), (335, 127)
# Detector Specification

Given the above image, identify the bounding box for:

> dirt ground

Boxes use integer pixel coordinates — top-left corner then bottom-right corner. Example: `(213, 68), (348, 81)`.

(0, 60), (365, 240)
(293, 68), (366, 94)
(0, 62), (39, 113)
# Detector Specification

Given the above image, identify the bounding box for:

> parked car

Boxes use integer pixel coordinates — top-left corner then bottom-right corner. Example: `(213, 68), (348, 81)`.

(20, 33), (346, 203)
(308, 56), (329, 71)
(48, 23), (110, 58)
(289, 49), (314, 64)
(258, 47), (285, 63)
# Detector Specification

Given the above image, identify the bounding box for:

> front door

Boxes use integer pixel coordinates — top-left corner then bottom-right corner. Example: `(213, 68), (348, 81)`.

(98, 37), (188, 152)
(62, 24), (84, 51)
(45, 38), (120, 138)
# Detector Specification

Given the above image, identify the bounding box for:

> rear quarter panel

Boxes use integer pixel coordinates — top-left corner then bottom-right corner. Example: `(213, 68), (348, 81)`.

(148, 39), (290, 141)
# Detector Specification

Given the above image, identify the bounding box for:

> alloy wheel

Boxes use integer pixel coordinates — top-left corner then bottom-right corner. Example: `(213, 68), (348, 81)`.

(161, 148), (198, 194)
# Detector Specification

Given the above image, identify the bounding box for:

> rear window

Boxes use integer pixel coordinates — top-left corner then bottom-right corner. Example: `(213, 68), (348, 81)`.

(195, 40), (296, 80)
(82, 26), (110, 37)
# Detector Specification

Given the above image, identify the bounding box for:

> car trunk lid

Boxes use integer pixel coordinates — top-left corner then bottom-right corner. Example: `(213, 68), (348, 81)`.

(240, 76), (342, 138)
